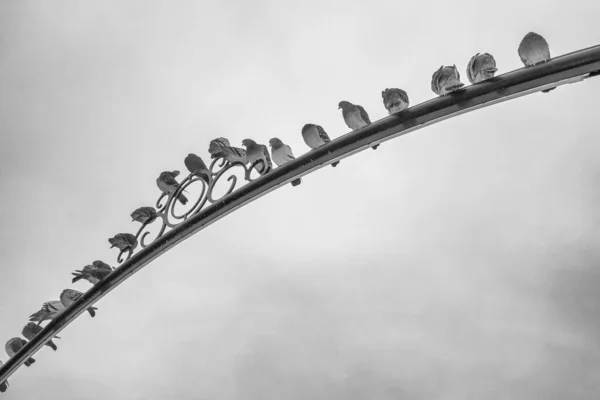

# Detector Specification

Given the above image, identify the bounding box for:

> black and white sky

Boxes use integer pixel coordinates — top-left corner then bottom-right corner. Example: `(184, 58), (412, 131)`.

(1, 0), (600, 399)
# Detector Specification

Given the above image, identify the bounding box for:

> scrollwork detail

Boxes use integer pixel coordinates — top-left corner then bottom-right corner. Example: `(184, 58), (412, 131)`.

(115, 155), (254, 264)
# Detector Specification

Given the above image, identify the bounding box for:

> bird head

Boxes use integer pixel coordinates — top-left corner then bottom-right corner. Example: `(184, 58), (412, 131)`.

(93, 260), (113, 270)
(301, 124), (314, 134)
(24, 322), (38, 332)
(269, 138), (283, 147)
(241, 139), (256, 148)
(338, 101), (352, 110)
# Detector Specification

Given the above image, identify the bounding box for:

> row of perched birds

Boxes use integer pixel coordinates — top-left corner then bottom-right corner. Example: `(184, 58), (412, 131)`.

(154, 31), (555, 205)
(0, 31), (553, 393)
(0, 262), (111, 392)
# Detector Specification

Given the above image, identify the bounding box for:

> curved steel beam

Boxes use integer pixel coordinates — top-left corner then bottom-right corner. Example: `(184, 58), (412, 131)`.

(1, 44), (600, 385)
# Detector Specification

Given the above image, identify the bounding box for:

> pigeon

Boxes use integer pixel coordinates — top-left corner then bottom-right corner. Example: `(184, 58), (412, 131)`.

(241, 139), (272, 176)
(29, 301), (65, 325)
(301, 124), (339, 167)
(156, 171), (188, 205)
(130, 206), (158, 224)
(208, 137), (248, 164)
(518, 32), (555, 93)
(0, 360), (8, 392)
(381, 88), (410, 115)
(431, 65), (465, 95)
(518, 32), (551, 66)
(338, 101), (378, 150)
(60, 289), (98, 318)
(269, 138), (302, 187)
(184, 153), (210, 184)
(22, 322), (59, 351)
(108, 233), (138, 252)
(466, 53), (498, 84)
(72, 260), (114, 285)
(5, 338), (35, 367)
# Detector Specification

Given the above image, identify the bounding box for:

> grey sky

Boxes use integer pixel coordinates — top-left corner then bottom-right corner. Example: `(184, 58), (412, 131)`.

(1, 0), (600, 399)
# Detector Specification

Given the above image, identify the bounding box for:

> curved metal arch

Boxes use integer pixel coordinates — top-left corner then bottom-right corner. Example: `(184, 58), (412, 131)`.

(1, 44), (600, 385)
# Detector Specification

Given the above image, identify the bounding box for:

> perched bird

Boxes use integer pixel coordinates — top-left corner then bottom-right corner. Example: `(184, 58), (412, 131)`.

(518, 32), (555, 93)
(5, 338), (35, 367)
(60, 289), (98, 318)
(131, 206), (157, 224)
(29, 301), (65, 325)
(301, 124), (339, 167)
(518, 32), (551, 66)
(466, 53), (498, 84)
(184, 153), (210, 184)
(156, 171), (188, 205)
(431, 65), (465, 95)
(242, 139), (272, 176)
(381, 88), (410, 115)
(269, 138), (302, 187)
(208, 137), (248, 164)
(108, 233), (138, 252)
(72, 260), (114, 285)
(22, 322), (60, 351)
(0, 360), (8, 392)
(338, 101), (378, 150)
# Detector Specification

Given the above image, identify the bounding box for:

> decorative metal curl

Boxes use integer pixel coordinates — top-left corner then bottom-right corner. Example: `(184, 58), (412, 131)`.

(245, 159), (271, 182)
(117, 157), (256, 264)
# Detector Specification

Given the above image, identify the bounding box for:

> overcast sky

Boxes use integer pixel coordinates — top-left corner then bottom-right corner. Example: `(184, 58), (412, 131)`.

(1, 0), (600, 399)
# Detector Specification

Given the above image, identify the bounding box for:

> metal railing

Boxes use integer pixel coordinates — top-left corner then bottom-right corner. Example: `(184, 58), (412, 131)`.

(1, 44), (599, 387)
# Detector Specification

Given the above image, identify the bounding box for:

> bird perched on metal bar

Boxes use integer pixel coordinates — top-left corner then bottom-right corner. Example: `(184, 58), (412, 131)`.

(130, 206), (158, 224)
(301, 124), (339, 167)
(466, 53), (498, 84)
(22, 322), (60, 351)
(156, 171), (188, 205)
(518, 32), (555, 93)
(242, 139), (272, 176)
(60, 289), (98, 318)
(5, 338), (35, 367)
(381, 88), (410, 115)
(338, 101), (378, 149)
(0, 360), (8, 392)
(72, 260), (114, 285)
(108, 233), (138, 252)
(518, 32), (551, 66)
(269, 138), (302, 187)
(29, 301), (65, 325)
(208, 137), (248, 164)
(431, 65), (465, 95)
(184, 153), (210, 184)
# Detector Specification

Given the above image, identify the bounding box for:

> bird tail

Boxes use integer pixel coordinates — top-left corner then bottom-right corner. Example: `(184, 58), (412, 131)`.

(47, 340), (58, 351)
(87, 307), (97, 318)
(24, 357), (36, 367)
(29, 311), (46, 323)
(541, 87), (556, 93)
(177, 193), (188, 205)
(372, 145), (379, 150)
(0, 381), (7, 392)
(331, 161), (340, 167)
(291, 178), (302, 187)
(71, 272), (85, 283)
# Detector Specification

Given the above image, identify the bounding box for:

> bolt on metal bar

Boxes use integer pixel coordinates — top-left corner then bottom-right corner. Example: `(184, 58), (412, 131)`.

(1, 44), (600, 386)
